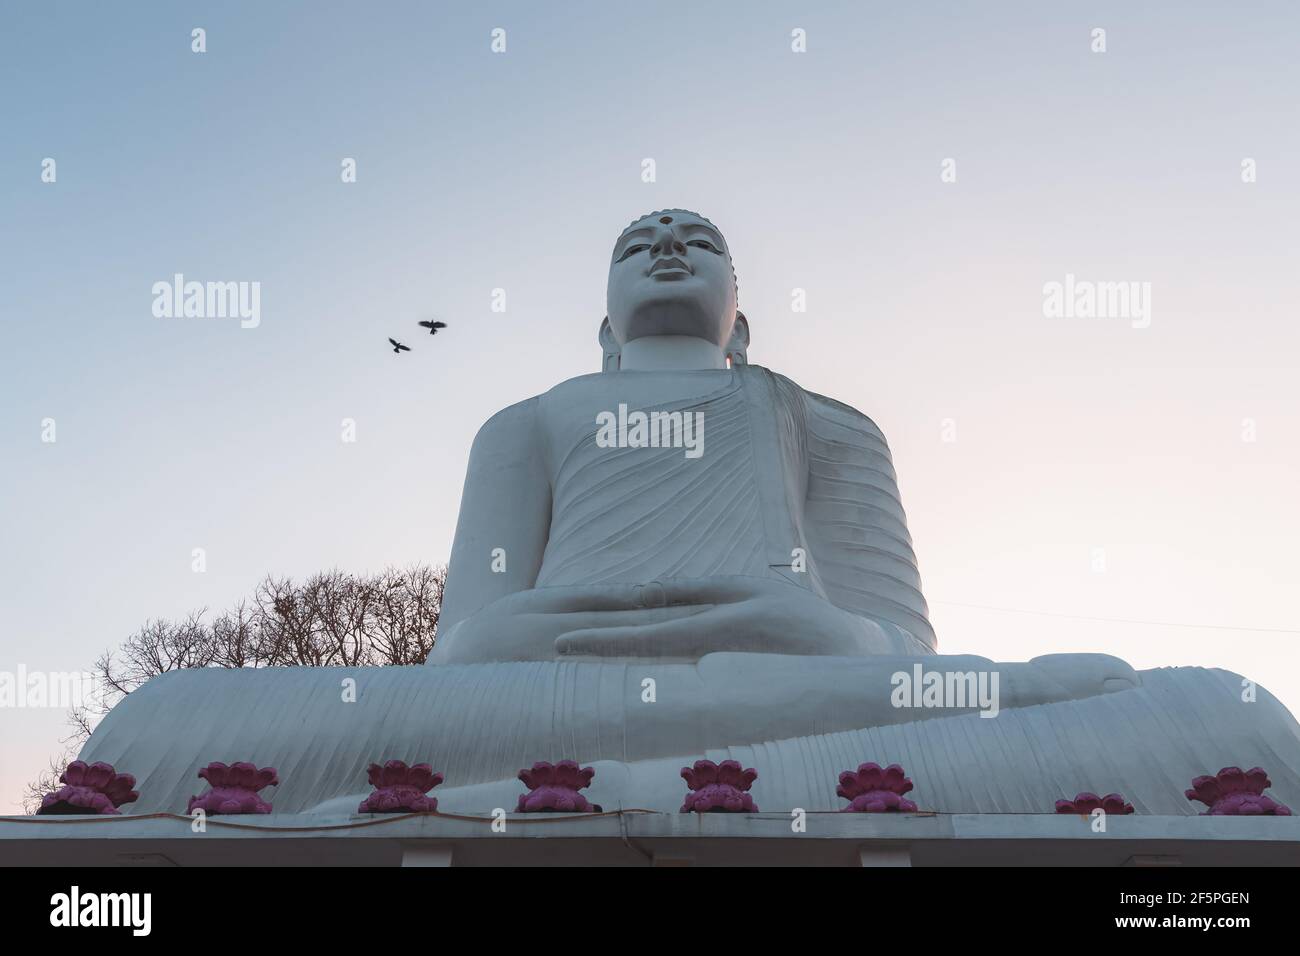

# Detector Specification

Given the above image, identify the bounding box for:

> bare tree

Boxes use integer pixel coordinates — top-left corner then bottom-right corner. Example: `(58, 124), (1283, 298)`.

(369, 564), (445, 666)
(208, 599), (272, 669)
(305, 570), (376, 667)
(20, 742), (82, 815)
(255, 575), (326, 666)
(96, 609), (215, 704)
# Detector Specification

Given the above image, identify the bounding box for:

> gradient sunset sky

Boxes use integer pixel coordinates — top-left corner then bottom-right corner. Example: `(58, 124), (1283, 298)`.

(2, 1), (1298, 812)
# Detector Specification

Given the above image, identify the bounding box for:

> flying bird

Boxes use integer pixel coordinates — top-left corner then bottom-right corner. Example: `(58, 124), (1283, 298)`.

(417, 320), (448, 335)
(388, 338), (411, 354)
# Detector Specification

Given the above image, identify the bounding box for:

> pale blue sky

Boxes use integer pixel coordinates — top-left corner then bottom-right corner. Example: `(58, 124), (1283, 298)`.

(3, 1), (1298, 811)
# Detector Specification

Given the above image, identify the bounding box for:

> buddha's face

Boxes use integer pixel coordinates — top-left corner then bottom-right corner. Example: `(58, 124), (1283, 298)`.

(606, 212), (737, 348)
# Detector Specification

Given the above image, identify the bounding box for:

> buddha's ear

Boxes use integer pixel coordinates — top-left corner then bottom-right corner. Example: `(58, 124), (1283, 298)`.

(598, 316), (620, 372)
(726, 311), (750, 366)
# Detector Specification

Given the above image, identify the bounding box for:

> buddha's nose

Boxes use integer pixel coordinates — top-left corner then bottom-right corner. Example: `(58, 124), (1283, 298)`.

(650, 231), (686, 258)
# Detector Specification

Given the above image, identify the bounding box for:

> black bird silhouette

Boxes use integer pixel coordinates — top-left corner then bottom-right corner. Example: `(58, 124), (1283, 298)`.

(417, 320), (448, 336)
(388, 338), (411, 354)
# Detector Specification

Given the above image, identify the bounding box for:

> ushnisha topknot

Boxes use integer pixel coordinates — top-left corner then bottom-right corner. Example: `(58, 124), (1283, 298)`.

(617, 209), (738, 302)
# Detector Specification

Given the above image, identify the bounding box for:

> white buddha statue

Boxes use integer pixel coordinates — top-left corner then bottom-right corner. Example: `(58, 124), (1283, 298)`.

(79, 210), (1300, 817)
(432, 209), (937, 665)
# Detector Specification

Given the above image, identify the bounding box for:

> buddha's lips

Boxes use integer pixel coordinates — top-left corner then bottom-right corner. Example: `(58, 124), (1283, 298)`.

(649, 257), (691, 276)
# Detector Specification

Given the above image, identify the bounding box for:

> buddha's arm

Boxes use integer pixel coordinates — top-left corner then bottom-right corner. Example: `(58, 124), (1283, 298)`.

(799, 391), (937, 653)
(436, 398), (552, 638)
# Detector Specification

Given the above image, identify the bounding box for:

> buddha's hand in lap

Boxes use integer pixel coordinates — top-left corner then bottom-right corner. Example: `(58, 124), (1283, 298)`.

(431, 576), (907, 664)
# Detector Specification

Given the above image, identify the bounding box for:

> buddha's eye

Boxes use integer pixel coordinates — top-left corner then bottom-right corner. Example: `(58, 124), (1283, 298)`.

(617, 243), (650, 262)
(687, 239), (720, 253)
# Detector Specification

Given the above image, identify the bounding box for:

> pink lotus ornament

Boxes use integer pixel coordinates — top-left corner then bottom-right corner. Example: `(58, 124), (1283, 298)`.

(680, 759), (758, 813)
(37, 760), (138, 815)
(187, 761), (279, 815)
(516, 760), (602, 813)
(1055, 792), (1135, 815)
(836, 762), (918, 813)
(358, 760), (444, 813)
(1185, 767), (1293, 816)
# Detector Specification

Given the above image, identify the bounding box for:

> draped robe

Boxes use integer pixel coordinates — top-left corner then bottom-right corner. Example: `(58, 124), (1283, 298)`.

(441, 364), (936, 655)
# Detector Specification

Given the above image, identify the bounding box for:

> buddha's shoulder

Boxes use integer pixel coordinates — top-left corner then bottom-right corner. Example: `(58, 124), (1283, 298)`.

(471, 368), (889, 445)
(753, 366), (890, 445)
(535, 369), (737, 410)
(470, 373), (610, 441)
(539, 371), (615, 404)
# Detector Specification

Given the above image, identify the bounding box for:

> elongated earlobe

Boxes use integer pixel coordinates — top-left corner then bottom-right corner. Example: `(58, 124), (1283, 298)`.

(599, 317), (620, 372)
(726, 311), (750, 366)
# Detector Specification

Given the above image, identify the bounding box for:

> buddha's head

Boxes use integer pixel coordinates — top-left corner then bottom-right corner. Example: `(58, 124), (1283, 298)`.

(601, 209), (748, 369)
